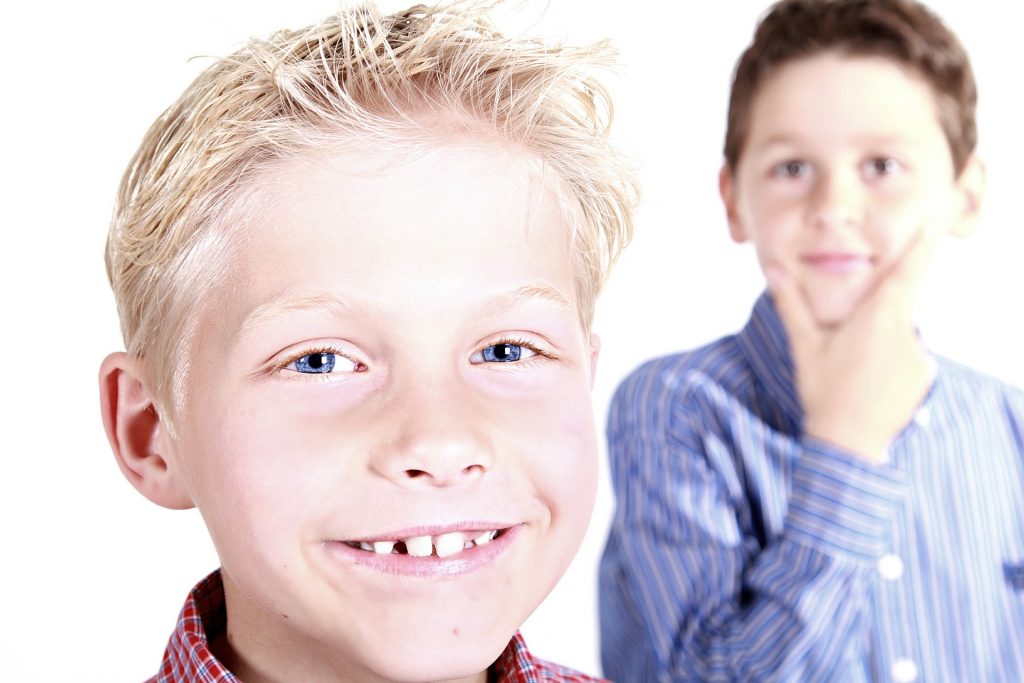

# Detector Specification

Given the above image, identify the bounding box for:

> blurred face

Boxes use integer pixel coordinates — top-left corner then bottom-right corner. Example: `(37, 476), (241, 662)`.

(722, 52), (971, 326)
(162, 140), (599, 682)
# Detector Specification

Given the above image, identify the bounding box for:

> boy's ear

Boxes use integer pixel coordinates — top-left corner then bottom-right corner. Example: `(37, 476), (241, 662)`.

(99, 352), (193, 510)
(949, 154), (987, 238)
(719, 164), (748, 243)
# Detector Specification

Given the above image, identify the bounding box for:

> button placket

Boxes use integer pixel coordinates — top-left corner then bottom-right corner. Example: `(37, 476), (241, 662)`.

(890, 657), (918, 682)
(912, 406), (932, 428)
(877, 553), (905, 581)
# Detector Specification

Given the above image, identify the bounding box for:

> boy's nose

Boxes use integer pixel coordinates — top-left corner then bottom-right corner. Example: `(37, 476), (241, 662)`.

(370, 390), (496, 488)
(807, 169), (863, 230)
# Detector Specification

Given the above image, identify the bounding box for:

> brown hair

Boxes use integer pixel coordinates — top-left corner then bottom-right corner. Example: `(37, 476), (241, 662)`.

(724, 0), (976, 175)
(106, 1), (637, 426)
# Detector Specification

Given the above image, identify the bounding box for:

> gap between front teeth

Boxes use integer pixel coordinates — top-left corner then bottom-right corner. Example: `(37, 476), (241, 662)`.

(356, 530), (499, 557)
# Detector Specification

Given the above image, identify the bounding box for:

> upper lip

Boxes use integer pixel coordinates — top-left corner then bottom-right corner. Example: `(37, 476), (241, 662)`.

(801, 250), (872, 261)
(338, 521), (516, 543)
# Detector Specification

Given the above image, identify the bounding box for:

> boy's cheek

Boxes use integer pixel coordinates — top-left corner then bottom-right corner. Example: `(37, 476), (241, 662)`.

(868, 206), (939, 263)
(522, 392), (599, 519)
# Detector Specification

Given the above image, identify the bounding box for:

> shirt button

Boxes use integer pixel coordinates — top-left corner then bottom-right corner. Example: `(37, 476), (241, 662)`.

(891, 657), (918, 682)
(878, 554), (905, 581)
(913, 407), (932, 428)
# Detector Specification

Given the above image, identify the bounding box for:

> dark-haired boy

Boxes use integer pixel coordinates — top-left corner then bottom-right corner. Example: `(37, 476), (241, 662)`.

(600, 0), (1024, 680)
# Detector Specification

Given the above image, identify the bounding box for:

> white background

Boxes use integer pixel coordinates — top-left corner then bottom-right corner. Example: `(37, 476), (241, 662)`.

(2, 1), (1021, 680)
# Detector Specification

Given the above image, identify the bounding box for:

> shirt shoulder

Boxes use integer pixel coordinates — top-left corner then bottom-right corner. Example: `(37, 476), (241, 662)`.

(936, 355), (1024, 396)
(609, 334), (751, 434)
(934, 355), (1024, 430)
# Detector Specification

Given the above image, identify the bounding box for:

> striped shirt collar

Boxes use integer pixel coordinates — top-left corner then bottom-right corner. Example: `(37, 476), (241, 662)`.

(735, 292), (941, 430)
(736, 292), (802, 421)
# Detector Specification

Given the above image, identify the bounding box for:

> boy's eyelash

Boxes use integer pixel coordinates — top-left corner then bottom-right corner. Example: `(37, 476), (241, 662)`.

(275, 344), (365, 374)
(270, 337), (555, 376)
(485, 336), (557, 361)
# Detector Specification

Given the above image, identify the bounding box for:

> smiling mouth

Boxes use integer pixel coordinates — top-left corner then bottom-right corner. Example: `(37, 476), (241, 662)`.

(801, 252), (873, 274)
(343, 529), (507, 559)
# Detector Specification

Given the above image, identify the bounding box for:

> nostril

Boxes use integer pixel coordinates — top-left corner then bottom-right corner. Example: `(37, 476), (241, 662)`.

(403, 464), (484, 480)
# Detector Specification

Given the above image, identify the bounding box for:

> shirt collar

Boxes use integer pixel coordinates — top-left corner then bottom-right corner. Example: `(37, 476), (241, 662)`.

(735, 291), (943, 434)
(736, 291), (803, 423)
(152, 570), (594, 683)
(149, 570), (235, 683)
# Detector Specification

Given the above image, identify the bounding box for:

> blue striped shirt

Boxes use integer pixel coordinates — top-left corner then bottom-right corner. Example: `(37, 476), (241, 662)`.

(600, 293), (1024, 682)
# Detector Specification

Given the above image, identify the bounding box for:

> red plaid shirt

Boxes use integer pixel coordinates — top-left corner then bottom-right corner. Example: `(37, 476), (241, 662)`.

(148, 570), (607, 683)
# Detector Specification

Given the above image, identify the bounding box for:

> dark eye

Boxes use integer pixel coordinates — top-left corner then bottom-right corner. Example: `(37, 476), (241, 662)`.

(773, 160), (808, 178)
(865, 157), (901, 177)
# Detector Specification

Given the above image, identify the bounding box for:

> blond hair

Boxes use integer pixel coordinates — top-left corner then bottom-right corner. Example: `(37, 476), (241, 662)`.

(106, 1), (637, 425)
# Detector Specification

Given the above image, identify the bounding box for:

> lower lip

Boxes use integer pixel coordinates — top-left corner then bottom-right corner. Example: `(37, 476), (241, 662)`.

(801, 254), (872, 275)
(323, 525), (522, 578)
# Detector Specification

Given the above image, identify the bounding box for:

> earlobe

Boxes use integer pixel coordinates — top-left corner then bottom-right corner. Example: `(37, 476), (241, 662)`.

(99, 352), (193, 510)
(719, 165), (748, 244)
(950, 154), (987, 238)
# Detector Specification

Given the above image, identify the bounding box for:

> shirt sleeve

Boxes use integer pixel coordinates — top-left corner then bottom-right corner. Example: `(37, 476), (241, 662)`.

(599, 367), (908, 683)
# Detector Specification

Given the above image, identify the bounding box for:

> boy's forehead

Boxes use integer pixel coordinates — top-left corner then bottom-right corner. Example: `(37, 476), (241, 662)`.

(246, 135), (570, 246)
(745, 52), (944, 145)
(246, 130), (575, 230)
(198, 138), (584, 342)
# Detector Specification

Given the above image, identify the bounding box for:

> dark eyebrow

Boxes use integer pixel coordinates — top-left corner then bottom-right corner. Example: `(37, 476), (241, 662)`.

(752, 132), (918, 154)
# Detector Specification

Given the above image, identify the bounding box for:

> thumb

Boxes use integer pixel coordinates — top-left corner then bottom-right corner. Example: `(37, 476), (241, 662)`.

(856, 228), (935, 328)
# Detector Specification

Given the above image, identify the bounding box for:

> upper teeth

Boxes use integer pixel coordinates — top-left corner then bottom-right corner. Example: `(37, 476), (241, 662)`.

(351, 530), (500, 557)
(473, 530), (496, 545)
(405, 535), (433, 557)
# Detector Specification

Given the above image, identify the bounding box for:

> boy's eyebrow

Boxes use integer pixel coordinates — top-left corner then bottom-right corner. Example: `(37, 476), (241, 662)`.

(235, 284), (575, 338)
(236, 292), (366, 339)
(483, 284), (575, 313)
(752, 132), (917, 152)
(752, 134), (799, 150)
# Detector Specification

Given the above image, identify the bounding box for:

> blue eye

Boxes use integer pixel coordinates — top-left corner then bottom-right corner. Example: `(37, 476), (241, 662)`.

(472, 342), (540, 364)
(279, 346), (363, 377)
(483, 343), (522, 362)
(293, 352), (336, 373)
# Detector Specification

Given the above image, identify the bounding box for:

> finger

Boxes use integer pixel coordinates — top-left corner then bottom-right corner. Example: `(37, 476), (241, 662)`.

(766, 265), (819, 346)
(889, 226), (937, 304)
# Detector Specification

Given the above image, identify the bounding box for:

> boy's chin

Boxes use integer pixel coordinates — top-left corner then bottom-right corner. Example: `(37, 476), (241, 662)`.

(329, 598), (519, 683)
(805, 292), (861, 330)
(368, 652), (490, 683)
(358, 627), (513, 683)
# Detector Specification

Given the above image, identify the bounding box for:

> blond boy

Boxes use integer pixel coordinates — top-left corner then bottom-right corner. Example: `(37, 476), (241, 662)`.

(99, 3), (635, 681)
(601, 0), (1024, 681)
